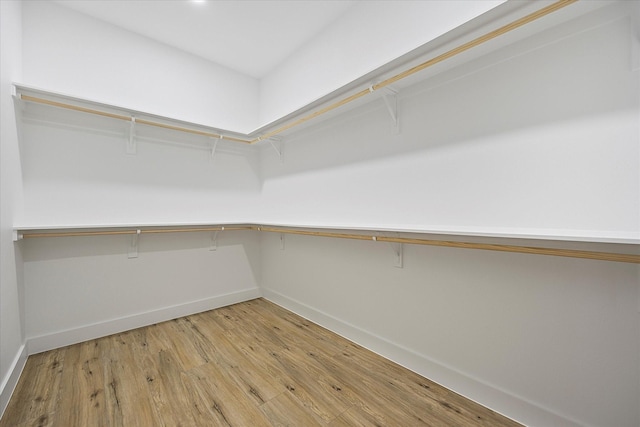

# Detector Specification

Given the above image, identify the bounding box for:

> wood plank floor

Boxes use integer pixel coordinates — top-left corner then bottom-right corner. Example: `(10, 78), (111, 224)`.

(1, 298), (522, 427)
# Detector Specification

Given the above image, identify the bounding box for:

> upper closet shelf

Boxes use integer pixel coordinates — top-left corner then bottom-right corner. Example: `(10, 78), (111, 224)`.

(14, 1), (585, 148)
(14, 220), (639, 245)
(14, 84), (254, 145)
(13, 221), (639, 264)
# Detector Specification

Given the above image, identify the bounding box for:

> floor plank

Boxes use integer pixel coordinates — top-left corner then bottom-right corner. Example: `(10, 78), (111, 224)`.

(52, 339), (106, 427)
(1, 348), (65, 427)
(1, 298), (522, 427)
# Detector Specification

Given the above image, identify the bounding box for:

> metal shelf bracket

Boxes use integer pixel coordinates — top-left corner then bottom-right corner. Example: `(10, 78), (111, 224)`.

(210, 231), (219, 251)
(368, 85), (400, 134)
(128, 229), (140, 258)
(210, 135), (222, 161)
(210, 226), (224, 251)
(391, 242), (403, 268)
(127, 117), (137, 154)
(268, 138), (284, 163)
(381, 87), (400, 135)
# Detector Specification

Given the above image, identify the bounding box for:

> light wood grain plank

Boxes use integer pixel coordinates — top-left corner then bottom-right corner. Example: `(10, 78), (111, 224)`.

(186, 314), (285, 404)
(0, 349), (65, 427)
(184, 362), (273, 427)
(52, 340), (106, 427)
(1, 299), (523, 427)
(145, 349), (199, 427)
(338, 345), (515, 427)
(259, 391), (325, 427)
(328, 405), (407, 427)
(243, 298), (351, 358)
(218, 314), (354, 424)
(151, 319), (209, 371)
(102, 332), (159, 426)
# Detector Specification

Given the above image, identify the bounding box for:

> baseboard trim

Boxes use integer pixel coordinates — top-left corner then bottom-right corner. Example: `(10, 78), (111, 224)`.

(262, 288), (586, 427)
(0, 344), (27, 419)
(27, 287), (262, 355)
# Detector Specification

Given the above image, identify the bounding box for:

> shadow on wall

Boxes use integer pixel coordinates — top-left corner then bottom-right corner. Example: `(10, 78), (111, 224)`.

(19, 109), (263, 193)
(20, 230), (257, 262)
(261, 11), (637, 180)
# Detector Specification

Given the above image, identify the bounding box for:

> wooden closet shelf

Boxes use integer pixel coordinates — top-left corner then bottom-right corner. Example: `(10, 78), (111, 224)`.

(14, 223), (639, 264)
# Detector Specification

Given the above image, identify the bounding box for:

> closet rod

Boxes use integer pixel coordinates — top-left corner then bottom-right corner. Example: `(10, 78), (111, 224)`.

(19, 95), (253, 144)
(17, 224), (638, 263)
(18, 0), (577, 145)
(256, 0), (578, 141)
(142, 226), (252, 234)
(372, 0), (578, 91)
(257, 226), (640, 264)
(20, 226), (253, 239)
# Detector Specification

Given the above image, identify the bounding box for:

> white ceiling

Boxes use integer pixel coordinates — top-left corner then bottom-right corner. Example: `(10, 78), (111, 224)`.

(53, 0), (356, 80)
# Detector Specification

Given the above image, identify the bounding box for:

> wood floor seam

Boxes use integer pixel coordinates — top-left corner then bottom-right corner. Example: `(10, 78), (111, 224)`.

(0, 298), (522, 427)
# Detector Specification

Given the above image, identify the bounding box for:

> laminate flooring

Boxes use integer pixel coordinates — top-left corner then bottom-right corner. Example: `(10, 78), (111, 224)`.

(1, 298), (522, 427)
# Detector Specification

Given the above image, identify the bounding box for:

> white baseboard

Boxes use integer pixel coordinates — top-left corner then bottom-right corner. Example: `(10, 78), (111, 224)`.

(262, 288), (586, 427)
(0, 344), (27, 419)
(27, 288), (262, 355)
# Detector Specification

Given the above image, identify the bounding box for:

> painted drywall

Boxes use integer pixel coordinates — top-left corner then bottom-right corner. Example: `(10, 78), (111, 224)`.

(260, 6), (640, 242)
(260, 232), (639, 427)
(22, 230), (261, 353)
(18, 106), (262, 227)
(21, 1), (259, 133)
(259, 5), (640, 427)
(0, 0), (26, 415)
(6, 1), (639, 426)
(17, 64), (265, 356)
(258, 0), (505, 127)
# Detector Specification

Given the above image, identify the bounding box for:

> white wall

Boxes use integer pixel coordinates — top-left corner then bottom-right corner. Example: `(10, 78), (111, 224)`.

(0, 0), (26, 415)
(22, 1), (508, 133)
(19, 106), (262, 227)
(258, 0), (505, 127)
(261, 233), (639, 427)
(259, 5), (640, 427)
(22, 1), (259, 133)
(5, 1), (639, 426)
(260, 7), (639, 242)
(17, 89), (264, 354)
(22, 230), (261, 354)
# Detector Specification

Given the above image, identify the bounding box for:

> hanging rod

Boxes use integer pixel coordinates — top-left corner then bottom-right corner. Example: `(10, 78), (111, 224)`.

(19, 95), (254, 144)
(256, 226), (640, 264)
(17, 0), (578, 145)
(19, 226), (253, 239)
(254, 0), (579, 141)
(17, 223), (639, 264)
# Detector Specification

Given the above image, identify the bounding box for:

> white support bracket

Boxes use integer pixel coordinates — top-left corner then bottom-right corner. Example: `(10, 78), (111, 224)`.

(390, 242), (403, 268)
(280, 233), (285, 250)
(210, 231), (218, 250)
(369, 85), (400, 134)
(380, 87), (400, 135)
(128, 229), (140, 258)
(127, 117), (137, 154)
(268, 138), (284, 163)
(210, 135), (221, 161)
(371, 235), (402, 267)
(210, 227), (224, 251)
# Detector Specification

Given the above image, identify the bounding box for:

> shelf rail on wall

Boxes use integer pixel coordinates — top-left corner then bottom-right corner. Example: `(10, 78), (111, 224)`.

(16, 224), (640, 264)
(18, 95), (254, 144)
(16, 0), (578, 145)
(18, 226), (254, 239)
